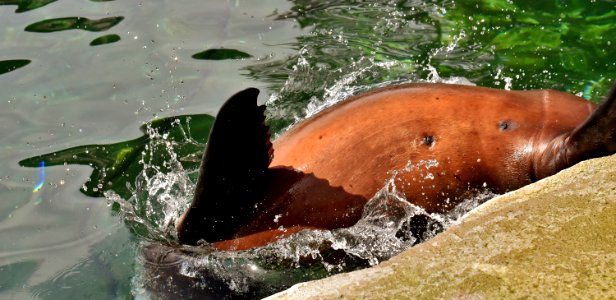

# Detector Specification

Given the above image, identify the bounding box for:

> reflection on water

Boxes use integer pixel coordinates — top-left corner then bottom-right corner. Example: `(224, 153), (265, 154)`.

(89, 33), (121, 46)
(250, 0), (616, 131)
(25, 16), (124, 33)
(28, 227), (134, 299)
(0, 59), (30, 75)
(0, 0), (57, 13)
(1, 0), (123, 75)
(0, 0), (116, 12)
(19, 114), (213, 199)
(192, 48), (253, 60)
(445, 1), (616, 98)
(3, 0), (616, 299)
(19, 114), (214, 244)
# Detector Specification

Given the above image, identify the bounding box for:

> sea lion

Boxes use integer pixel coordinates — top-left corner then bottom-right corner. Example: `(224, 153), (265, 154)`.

(176, 82), (616, 250)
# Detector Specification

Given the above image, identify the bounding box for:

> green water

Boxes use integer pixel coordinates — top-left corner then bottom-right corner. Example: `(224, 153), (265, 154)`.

(1, 0), (615, 298)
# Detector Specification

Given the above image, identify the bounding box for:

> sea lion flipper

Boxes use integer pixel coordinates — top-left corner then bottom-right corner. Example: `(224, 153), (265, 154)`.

(535, 80), (616, 178)
(177, 88), (273, 245)
(566, 80), (616, 161)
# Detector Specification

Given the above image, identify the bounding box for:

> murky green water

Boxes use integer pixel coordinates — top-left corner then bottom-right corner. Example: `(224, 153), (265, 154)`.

(1, 0), (614, 298)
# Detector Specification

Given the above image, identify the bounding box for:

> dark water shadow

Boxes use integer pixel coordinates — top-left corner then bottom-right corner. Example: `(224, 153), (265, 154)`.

(25, 16), (124, 33)
(0, 59), (30, 75)
(0, 260), (40, 292)
(192, 48), (252, 60)
(90, 34), (121, 46)
(0, 0), (56, 13)
(29, 230), (134, 299)
(141, 241), (372, 300)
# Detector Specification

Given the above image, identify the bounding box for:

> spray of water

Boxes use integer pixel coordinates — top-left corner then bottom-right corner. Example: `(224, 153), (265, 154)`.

(105, 120), (196, 243)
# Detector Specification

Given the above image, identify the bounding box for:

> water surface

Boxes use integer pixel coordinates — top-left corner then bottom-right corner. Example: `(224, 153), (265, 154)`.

(1, 0), (614, 298)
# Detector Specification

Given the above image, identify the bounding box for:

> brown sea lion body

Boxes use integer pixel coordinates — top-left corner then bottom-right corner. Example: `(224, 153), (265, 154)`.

(176, 82), (615, 250)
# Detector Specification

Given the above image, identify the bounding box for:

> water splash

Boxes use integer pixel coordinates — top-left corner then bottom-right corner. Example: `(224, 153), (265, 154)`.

(122, 90), (500, 297)
(422, 30), (476, 86)
(273, 26), (477, 129)
(133, 169), (497, 298)
(303, 58), (400, 119)
(104, 120), (197, 243)
(494, 66), (514, 90)
(116, 143), (492, 298)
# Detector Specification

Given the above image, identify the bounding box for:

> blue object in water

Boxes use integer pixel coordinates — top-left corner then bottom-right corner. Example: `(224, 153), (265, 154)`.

(33, 160), (44, 192)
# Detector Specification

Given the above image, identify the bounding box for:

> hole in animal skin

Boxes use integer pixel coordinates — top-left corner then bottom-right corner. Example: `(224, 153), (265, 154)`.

(498, 120), (515, 131)
(423, 135), (434, 146)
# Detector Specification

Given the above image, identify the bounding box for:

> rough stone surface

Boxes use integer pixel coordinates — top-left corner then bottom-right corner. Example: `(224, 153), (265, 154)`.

(267, 154), (616, 299)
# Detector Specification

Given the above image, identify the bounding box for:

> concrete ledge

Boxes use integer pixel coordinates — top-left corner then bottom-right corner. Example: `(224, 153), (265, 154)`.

(268, 154), (616, 299)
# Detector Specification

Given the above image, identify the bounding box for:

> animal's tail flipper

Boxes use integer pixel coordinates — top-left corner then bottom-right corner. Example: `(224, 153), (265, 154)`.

(565, 80), (616, 165)
(537, 80), (616, 179)
(176, 88), (273, 245)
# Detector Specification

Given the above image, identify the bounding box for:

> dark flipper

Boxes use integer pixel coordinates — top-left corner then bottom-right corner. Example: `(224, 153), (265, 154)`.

(536, 80), (616, 178)
(177, 88), (273, 245)
(567, 80), (616, 159)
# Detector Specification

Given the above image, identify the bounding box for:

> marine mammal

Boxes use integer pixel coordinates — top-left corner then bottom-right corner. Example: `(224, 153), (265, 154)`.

(176, 82), (616, 250)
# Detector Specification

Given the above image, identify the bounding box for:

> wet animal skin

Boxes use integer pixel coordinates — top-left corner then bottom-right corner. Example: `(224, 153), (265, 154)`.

(176, 82), (616, 251)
